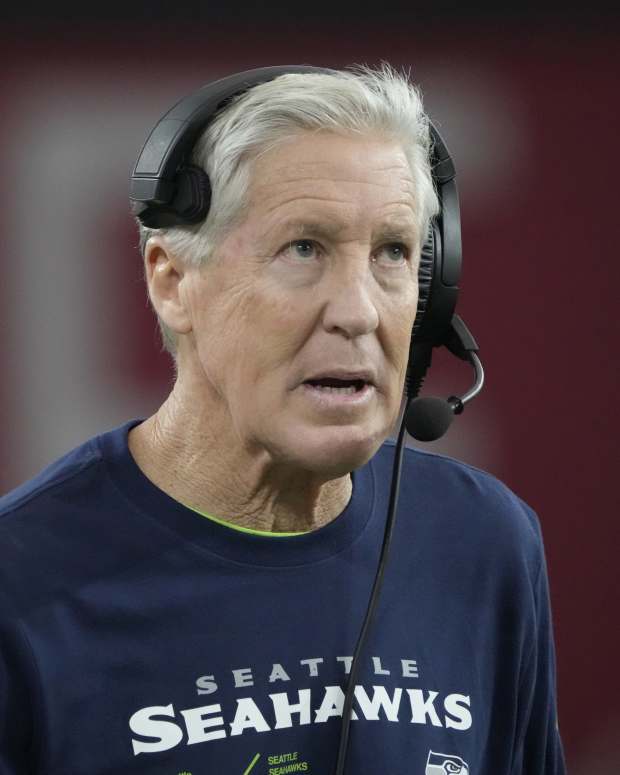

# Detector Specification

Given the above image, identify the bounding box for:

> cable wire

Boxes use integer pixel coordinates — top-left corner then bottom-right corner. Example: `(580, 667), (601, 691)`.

(332, 396), (411, 774)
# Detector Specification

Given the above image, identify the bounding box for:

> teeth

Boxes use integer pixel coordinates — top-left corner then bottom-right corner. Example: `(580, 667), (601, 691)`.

(309, 385), (358, 395)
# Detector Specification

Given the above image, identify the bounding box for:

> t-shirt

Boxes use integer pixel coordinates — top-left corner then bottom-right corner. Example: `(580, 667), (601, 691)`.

(0, 419), (566, 775)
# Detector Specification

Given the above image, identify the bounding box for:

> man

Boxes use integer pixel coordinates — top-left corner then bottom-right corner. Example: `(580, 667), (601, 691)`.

(0, 64), (566, 774)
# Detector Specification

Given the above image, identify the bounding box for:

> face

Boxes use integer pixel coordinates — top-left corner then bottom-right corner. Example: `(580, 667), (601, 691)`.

(180, 131), (420, 477)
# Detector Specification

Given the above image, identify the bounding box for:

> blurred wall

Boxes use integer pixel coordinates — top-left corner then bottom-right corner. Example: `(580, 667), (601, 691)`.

(1, 13), (618, 773)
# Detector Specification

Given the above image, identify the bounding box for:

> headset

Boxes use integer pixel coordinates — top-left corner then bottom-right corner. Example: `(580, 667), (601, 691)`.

(130, 64), (485, 775)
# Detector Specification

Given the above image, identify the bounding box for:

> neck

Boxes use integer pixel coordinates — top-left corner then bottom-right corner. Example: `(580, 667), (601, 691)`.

(128, 382), (353, 534)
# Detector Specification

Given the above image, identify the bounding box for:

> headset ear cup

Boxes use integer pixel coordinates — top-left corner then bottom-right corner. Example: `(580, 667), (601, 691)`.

(170, 164), (212, 223)
(413, 221), (436, 339)
(405, 221), (438, 399)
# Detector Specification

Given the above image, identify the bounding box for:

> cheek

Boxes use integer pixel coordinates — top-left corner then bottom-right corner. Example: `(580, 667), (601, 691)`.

(385, 305), (417, 378)
(228, 297), (302, 390)
(400, 284), (419, 343)
(250, 286), (311, 361)
(192, 304), (249, 393)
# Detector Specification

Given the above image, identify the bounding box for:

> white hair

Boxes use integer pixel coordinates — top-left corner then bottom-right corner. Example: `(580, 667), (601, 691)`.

(136, 62), (441, 358)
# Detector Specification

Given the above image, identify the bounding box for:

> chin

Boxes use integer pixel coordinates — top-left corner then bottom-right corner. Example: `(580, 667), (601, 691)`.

(286, 424), (387, 477)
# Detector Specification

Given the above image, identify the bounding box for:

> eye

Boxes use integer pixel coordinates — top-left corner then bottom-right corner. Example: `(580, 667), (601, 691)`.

(375, 242), (410, 266)
(282, 239), (320, 261)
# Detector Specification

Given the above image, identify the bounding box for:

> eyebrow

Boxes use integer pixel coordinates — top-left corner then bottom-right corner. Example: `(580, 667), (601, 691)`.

(276, 219), (418, 243)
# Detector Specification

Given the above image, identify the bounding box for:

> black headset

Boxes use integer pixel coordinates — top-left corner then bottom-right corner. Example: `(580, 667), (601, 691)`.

(129, 64), (485, 775)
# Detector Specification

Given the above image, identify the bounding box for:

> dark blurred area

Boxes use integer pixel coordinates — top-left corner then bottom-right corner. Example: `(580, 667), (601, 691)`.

(1, 0), (618, 23)
(1, 2), (619, 772)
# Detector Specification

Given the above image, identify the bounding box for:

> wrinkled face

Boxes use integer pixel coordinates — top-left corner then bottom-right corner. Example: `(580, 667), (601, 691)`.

(181, 131), (420, 476)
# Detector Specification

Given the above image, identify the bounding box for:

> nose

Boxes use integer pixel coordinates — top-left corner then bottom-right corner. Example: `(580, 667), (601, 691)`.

(320, 259), (380, 339)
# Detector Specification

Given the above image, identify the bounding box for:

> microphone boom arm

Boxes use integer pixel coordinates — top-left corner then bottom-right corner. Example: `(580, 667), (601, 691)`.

(444, 315), (484, 414)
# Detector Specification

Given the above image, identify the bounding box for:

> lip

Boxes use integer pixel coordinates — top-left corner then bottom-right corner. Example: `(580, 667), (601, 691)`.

(301, 368), (377, 387)
(299, 382), (376, 410)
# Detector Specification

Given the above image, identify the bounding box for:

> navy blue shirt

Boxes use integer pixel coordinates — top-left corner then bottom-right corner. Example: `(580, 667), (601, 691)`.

(0, 419), (566, 774)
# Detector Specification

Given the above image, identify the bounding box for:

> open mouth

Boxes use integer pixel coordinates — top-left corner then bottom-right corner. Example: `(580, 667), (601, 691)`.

(303, 378), (369, 394)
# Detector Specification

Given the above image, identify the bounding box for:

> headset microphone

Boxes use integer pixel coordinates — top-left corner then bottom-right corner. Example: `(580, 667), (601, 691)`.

(405, 314), (485, 442)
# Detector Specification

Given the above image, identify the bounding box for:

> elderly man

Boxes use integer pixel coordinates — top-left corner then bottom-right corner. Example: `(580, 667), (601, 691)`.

(0, 65), (565, 774)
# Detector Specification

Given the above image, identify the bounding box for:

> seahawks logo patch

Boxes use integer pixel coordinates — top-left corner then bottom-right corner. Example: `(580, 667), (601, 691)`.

(425, 750), (470, 774)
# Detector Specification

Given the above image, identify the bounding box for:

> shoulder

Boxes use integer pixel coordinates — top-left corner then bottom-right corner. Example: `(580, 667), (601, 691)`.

(0, 418), (142, 526)
(0, 419), (141, 565)
(0, 423), (115, 535)
(0, 420), (144, 612)
(0, 433), (98, 610)
(376, 439), (544, 568)
(0, 437), (102, 522)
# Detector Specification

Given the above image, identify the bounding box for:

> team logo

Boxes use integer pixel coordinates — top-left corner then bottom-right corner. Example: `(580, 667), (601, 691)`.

(425, 750), (469, 774)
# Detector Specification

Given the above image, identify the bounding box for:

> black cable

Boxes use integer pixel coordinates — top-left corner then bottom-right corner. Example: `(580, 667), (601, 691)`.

(333, 395), (412, 774)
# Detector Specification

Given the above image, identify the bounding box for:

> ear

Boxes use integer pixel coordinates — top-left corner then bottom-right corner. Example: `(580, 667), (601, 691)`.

(143, 237), (193, 336)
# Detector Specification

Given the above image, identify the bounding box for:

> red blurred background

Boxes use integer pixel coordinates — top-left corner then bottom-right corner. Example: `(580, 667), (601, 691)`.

(1, 5), (618, 772)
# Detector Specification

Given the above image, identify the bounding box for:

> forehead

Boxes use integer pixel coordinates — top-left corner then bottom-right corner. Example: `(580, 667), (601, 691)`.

(245, 131), (419, 232)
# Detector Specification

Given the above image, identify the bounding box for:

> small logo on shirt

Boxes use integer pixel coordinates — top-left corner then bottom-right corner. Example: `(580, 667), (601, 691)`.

(425, 750), (469, 774)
